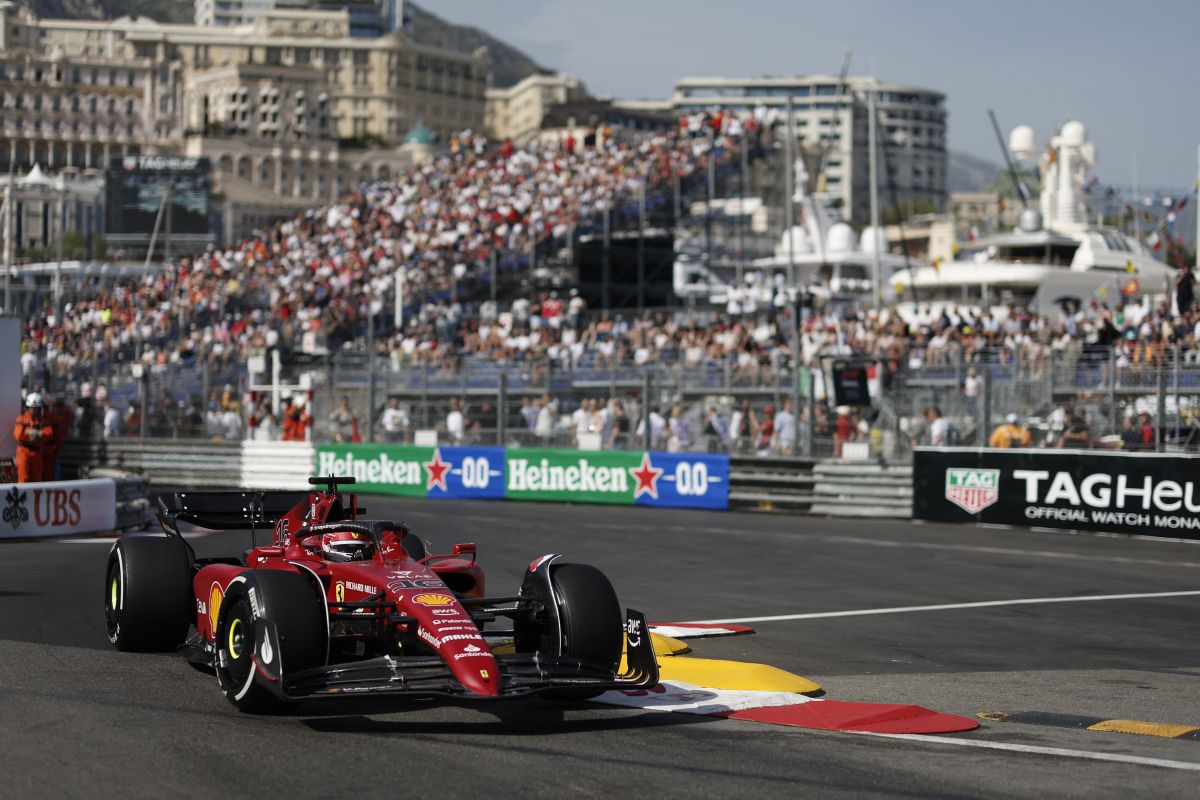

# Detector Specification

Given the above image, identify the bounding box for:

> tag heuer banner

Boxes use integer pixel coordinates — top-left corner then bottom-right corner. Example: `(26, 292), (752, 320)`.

(314, 445), (729, 510)
(914, 446), (1200, 539)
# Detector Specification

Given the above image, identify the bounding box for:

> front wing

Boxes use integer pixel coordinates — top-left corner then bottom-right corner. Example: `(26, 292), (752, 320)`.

(244, 609), (658, 702)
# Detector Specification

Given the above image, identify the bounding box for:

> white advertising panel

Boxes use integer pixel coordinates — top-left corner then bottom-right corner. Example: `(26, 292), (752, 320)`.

(0, 478), (116, 538)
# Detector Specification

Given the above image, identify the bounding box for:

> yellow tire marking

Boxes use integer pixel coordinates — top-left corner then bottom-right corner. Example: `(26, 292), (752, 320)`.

(1087, 720), (1200, 738)
(227, 618), (243, 659)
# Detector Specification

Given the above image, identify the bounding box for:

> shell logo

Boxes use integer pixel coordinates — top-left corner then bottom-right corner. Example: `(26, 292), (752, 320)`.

(208, 583), (224, 635)
(412, 593), (455, 607)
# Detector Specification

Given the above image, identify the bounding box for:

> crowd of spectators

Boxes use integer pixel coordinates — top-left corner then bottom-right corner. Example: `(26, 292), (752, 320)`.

(16, 105), (1200, 458)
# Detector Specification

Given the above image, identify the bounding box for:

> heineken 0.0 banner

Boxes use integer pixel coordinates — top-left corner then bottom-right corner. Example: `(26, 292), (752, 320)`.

(314, 444), (505, 500)
(913, 446), (1200, 540)
(314, 444), (729, 509)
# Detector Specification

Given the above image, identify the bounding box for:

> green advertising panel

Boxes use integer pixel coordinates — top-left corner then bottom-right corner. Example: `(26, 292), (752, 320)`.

(314, 443), (434, 497)
(505, 448), (640, 505)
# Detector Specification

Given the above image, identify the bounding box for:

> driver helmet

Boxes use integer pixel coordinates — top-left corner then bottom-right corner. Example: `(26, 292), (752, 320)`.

(25, 392), (44, 410)
(321, 531), (373, 562)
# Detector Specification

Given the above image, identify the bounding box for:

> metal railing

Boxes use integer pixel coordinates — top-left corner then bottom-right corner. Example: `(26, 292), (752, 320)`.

(49, 341), (1200, 461)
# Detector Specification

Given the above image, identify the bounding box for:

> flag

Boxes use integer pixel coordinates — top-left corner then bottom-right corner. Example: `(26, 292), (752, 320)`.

(1146, 231), (1161, 251)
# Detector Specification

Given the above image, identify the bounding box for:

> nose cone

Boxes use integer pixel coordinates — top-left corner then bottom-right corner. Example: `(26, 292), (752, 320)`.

(392, 587), (499, 696)
(444, 641), (500, 696)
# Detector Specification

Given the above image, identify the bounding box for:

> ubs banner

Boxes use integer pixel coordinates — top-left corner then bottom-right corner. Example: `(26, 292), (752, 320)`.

(0, 478), (117, 538)
(913, 447), (1200, 539)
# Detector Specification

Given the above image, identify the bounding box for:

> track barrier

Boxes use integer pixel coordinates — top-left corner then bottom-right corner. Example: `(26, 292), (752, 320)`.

(914, 446), (1200, 540)
(0, 475), (149, 538)
(62, 439), (732, 511)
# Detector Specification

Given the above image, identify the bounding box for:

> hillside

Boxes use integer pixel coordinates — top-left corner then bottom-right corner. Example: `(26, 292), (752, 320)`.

(947, 150), (1002, 193)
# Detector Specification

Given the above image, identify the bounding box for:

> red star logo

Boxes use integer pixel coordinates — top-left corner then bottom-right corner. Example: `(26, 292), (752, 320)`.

(629, 453), (664, 500)
(424, 449), (451, 492)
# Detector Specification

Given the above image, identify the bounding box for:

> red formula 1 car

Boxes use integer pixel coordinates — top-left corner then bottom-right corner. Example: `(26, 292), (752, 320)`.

(103, 477), (657, 712)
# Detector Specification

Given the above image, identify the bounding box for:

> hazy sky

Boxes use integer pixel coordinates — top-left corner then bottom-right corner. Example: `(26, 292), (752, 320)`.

(422, 0), (1197, 190)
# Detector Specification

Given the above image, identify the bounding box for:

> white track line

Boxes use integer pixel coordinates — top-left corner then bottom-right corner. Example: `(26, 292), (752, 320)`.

(685, 590), (1200, 625)
(827, 535), (1200, 569)
(850, 731), (1200, 772)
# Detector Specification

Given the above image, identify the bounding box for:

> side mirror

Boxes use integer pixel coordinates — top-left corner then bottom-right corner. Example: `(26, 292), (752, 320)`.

(452, 543), (477, 558)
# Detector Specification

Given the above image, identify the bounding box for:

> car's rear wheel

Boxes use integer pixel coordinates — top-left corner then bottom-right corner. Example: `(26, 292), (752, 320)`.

(516, 562), (623, 700)
(104, 536), (193, 652)
(214, 570), (327, 713)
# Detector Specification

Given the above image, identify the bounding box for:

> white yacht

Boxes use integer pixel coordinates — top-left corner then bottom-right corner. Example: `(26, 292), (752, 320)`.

(673, 158), (921, 307)
(890, 121), (1174, 314)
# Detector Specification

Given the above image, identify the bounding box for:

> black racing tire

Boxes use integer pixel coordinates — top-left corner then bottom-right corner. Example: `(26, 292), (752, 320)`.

(214, 570), (327, 714)
(552, 563), (623, 673)
(516, 563), (623, 701)
(104, 536), (193, 652)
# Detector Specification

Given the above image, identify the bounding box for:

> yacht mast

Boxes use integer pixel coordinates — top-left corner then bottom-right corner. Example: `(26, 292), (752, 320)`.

(868, 87), (882, 313)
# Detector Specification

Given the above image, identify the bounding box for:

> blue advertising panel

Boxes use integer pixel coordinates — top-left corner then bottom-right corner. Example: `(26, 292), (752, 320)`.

(632, 451), (729, 510)
(428, 446), (507, 500)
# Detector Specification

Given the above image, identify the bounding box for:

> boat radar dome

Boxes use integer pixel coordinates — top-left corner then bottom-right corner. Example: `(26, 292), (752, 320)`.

(826, 222), (855, 253)
(1018, 209), (1044, 232)
(1009, 125), (1036, 161)
(860, 225), (886, 255)
(1060, 121), (1087, 147)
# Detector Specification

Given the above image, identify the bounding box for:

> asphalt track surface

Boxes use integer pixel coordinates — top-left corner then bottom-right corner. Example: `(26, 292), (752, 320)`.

(3, 498), (1200, 798)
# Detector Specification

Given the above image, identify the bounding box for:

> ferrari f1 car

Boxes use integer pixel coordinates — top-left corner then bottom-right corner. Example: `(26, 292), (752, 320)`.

(103, 476), (657, 712)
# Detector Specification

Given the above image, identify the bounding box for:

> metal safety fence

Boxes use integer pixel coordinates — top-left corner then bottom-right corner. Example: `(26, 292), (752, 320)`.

(44, 342), (1200, 462)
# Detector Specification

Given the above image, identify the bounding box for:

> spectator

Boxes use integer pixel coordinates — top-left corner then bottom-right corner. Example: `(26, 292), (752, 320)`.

(963, 367), (982, 422)
(926, 406), (952, 447)
(520, 396), (539, 431)
(282, 398), (312, 442)
(535, 394), (558, 442)
(835, 405), (857, 455)
(474, 401), (498, 443)
(250, 402), (279, 442)
(204, 402), (224, 439)
(102, 401), (123, 439)
(177, 399), (204, 438)
(1057, 412), (1091, 449)
(572, 399), (593, 446)
(755, 406), (776, 456)
(378, 398), (410, 444)
(1177, 266), (1195, 316)
(329, 396), (359, 443)
(989, 413), (1032, 448)
(638, 405), (666, 450)
(774, 399), (797, 455)
(1138, 411), (1155, 450)
(728, 399), (752, 454)
(125, 401), (143, 439)
(220, 403), (243, 441)
(446, 398), (466, 444)
(1119, 414), (1143, 451)
(667, 404), (692, 452)
(607, 400), (630, 449)
(703, 406), (729, 453)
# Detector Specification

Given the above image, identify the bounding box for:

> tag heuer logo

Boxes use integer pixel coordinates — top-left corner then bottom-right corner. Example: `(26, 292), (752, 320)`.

(945, 468), (1000, 514)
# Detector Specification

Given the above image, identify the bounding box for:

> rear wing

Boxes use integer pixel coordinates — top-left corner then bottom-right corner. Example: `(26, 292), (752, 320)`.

(157, 491), (310, 534)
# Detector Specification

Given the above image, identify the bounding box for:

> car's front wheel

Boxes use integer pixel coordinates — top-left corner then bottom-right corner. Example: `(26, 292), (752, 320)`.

(214, 570), (327, 713)
(515, 561), (623, 700)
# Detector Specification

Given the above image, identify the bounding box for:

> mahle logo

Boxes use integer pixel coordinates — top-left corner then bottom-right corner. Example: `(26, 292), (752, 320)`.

(945, 468), (1000, 514)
